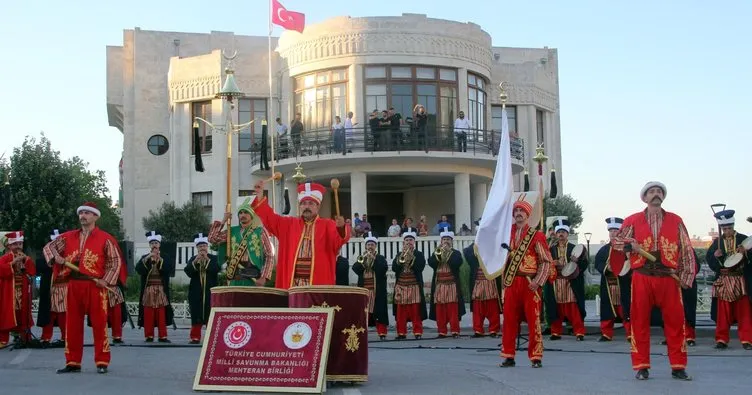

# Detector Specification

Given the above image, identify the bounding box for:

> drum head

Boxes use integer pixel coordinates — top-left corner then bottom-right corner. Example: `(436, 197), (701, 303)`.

(741, 236), (752, 250)
(618, 261), (631, 277)
(561, 262), (577, 277)
(725, 253), (743, 268)
(571, 244), (585, 259)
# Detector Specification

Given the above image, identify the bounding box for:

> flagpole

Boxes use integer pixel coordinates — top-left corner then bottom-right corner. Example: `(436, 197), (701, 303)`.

(268, 0), (277, 212)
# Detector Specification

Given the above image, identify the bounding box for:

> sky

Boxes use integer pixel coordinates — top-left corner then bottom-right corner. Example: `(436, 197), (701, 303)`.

(1, 0), (750, 242)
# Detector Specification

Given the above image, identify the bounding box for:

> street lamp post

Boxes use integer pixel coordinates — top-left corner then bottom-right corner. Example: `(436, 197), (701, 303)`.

(584, 232), (593, 271)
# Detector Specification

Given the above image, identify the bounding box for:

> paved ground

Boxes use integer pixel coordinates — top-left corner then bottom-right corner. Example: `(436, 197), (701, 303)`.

(1, 314), (750, 395)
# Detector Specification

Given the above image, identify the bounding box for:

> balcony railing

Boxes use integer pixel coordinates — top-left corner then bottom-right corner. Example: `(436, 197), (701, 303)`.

(248, 125), (524, 167)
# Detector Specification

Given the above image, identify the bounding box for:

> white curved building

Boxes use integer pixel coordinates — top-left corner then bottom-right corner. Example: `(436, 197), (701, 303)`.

(107, 13), (562, 241)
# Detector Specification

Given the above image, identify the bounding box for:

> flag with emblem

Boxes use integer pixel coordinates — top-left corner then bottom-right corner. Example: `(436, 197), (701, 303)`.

(271, 0), (305, 33)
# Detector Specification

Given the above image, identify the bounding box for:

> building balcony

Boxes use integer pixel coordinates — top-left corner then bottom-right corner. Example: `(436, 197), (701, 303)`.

(248, 125), (525, 175)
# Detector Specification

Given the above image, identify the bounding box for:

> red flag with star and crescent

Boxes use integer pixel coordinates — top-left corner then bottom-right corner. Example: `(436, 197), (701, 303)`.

(271, 0), (305, 33)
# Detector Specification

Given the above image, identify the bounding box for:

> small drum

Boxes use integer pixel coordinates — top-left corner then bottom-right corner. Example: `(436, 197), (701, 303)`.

(288, 285), (370, 383)
(724, 253), (744, 268)
(560, 261), (580, 279)
(741, 236), (752, 251)
(570, 244), (585, 260)
(210, 286), (289, 308)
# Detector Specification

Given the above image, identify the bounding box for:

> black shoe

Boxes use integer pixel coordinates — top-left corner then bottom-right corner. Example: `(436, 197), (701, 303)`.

(531, 360), (542, 368)
(452, 334), (459, 339)
(660, 339), (667, 345)
(635, 369), (649, 380)
(743, 343), (752, 350)
(549, 335), (561, 341)
(542, 328), (551, 335)
(158, 338), (171, 343)
(499, 358), (515, 367)
(97, 366), (108, 374)
(687, 340), (696, 347)
(56, 365), (81, 374)
(715, 342), (728, 349)
(41, 341), (50, 349)
(472, 333), (485, 338)
(145, 337), (154, 342)
(598, 336), (611, 342)
(576, 335), (585, 341)
(189, 340), (201, 344)
(112, 339), (124, 344)
(489, 333), (499, 338)
(394, 335), (406, 340)
(414, 335), (422, 340)
(378, 335), (386, 341)
(671, 369), (692, 381)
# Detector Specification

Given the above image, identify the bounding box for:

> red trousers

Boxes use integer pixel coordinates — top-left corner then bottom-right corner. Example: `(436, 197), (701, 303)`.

(501, 276), (543, 361)
(600, 306), (630, 340)
(716, 298), (752, 345)
(396, 303), (423, 336)
(143, 306), (168, 339)
(0, 310), (32, 343)
(435, 302), (460, 336)
(190, 324), (204, 341)
(630, 272), (686, 370)
(472, 299), (501, 335)
(685, 323), (696, 341)
(368, 313), (388, 336)
(108, 304), (123, 340)
(42, 312), (67, 341)
(66, 280), (110, 368)
(550, 302), (585, 337)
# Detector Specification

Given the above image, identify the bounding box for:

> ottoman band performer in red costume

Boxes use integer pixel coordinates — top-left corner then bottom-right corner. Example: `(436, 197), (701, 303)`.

(610, 182), (696, 381)
(392, 228), (427, 339)
(136, 230), (174, 343)
(464, 239), (503, 338)
(428, 227), (466, 338)
(43, 202), (122, 374)
(500, 197), (553, 368)
(352, 232), (390, 339)
(0, 231), (36, 348)
(251, 179), (350, 288)
(705, 209), (752, 350)
(38, 229), (68, 347)
(594, 217), (632, 342)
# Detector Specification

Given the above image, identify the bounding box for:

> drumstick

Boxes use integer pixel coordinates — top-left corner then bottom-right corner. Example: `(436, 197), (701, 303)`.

(64, 261), (117, 293)
(330, 178), (341, 217)
(623, 245), (681, 285)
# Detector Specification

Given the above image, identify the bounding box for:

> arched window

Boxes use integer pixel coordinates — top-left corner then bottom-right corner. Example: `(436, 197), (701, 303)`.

(293, 69), (348, 130)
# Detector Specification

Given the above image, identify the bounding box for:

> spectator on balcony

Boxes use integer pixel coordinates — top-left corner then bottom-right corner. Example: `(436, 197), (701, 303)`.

(378, 110), (392, 150)
(353, 213), (362, 230)
(438, 215), (452, 232)
(388, 107), (402, 150)
(290, 113), (304, 158)
(459, 224), (472, 236)
(275, 118), (289, 159)
(417, 215), (429, 237)
(454, 111), (471, 152)
(355, 214), (372, 238)
(388, 219), (401, 237)
(332, 116), (345, 153)
(344, 112), (357, 152)
(413, 105), (428, 150)
(368, 110), (381, 152)
(401, 217), (414, 234)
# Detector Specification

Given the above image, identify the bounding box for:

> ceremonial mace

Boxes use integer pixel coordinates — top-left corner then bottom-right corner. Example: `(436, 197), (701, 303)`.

(193, 51), (254, 263)
(531, 144), (548, 231)
(330, 178), (341, 218)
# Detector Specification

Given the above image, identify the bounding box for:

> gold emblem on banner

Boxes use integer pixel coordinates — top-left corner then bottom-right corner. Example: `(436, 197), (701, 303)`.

(312, 301), (342, 312)
(342, 324), (366, 352)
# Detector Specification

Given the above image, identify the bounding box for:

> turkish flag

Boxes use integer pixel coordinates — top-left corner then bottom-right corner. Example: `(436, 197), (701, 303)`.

(271, 0), (305, 33)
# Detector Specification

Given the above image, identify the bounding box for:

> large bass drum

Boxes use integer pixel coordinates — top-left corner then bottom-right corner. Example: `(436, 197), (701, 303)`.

(288, 285), (370, 383)
(210, 286), (289, 308)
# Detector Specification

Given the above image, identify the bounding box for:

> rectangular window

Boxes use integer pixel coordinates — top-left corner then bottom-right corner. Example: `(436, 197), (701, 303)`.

(365, 84), (387, 113)
(391, 66), (412, 79)
(192, 191), (213, 220)
(191, 101), (213, 154)
(365, 66), (386, 79)
(238, 99), (268, 152)
(292, 68), (349, 131)
(536, 109), (545, 144)
(416, 67), (435, 79)
(439, 69), (457, 81)
(390, 84), (413, 119)
(439, 86), (457, 129)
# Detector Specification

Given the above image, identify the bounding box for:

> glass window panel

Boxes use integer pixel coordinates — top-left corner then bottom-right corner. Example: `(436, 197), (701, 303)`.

(478, 90), (485, 104)
(468, 74), (477, 85)
(332, 70), (346, 81)
(416, 84), (436, 96)
(332, 83), (346, 97)
(192, 101), (212, 153)
(440, 85), (456, 98)
(390, 84), (413, 118)
(477, 78), (484, 89)
(366, 84), (387, 96)
(304, 74), (315, 88)
(391, 66), (412, 78)
(295, 76), (305, 90)
(468, 87), (477, 101)
(416, 67), (435, 79)
(391, 84), (412, 95)
(317, 72), (329, 84)
(365, 66), (386, 79)
(238, 99), (251, 112)
(316, 87), (330, 128)
(332, 83), (346, 120)
(439, 69), (457, 81)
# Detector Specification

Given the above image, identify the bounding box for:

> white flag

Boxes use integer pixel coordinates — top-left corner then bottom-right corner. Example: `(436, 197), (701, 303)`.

(474, 108), (514, 279)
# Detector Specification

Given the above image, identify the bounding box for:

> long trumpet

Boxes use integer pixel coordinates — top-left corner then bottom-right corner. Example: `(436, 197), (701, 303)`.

(357, 249), (375, 268)
(399, 244), (414, 265)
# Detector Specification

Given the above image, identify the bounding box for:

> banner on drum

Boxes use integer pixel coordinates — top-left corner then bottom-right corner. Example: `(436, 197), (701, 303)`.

(193, 307), (335, 393)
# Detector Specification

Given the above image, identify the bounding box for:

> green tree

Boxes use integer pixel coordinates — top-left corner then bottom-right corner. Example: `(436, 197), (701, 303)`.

(142, 201), (211, 242)
(0, 134), (122, 255)
(544, 194), (584, 233)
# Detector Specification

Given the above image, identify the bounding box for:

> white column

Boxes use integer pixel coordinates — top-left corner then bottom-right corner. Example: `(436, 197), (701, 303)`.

(349, 64), (364, 126)
(285, 179), (298, 217)
(471, 183), (487, 224)
(350, 171), (367, 219)
(454, 173), (471, 230)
